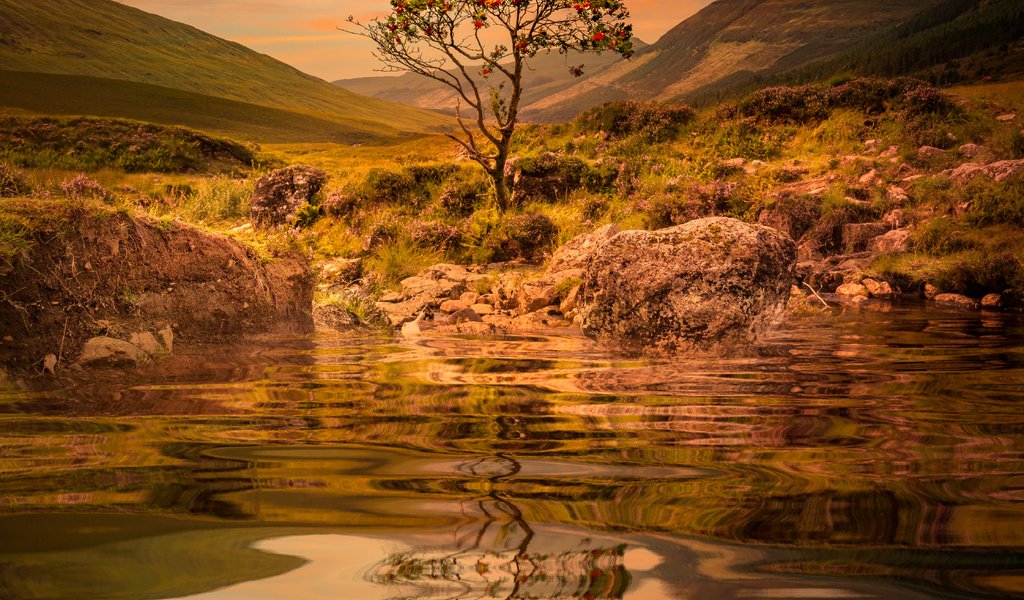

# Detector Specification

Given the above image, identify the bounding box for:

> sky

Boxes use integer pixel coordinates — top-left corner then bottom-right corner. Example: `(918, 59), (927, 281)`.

(118, 0), (712, 81)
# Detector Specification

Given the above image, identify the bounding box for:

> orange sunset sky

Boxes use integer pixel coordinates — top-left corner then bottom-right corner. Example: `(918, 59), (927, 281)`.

(118, 0), (712, 80)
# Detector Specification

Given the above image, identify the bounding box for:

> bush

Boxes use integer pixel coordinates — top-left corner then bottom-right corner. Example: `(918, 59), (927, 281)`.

(575, 101), (695, 141)
(357, 163), (457, 208)
(934, 252), (1024, 297)
(913, 217), (976, 254)
(61, 174), (109, 201)
(732, 77), (934, 124)
(0, 162), (30, 197)
(408, 219), (463, 252)
(512, 153), (590, 203)
(473, 212), (557, 262)
(437, 181), (487, 216)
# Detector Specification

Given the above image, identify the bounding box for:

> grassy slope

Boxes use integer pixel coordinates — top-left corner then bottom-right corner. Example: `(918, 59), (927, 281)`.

(0, 0), (449, 137)
(519, 0), (940, 121)
(0, 71), (404, 144)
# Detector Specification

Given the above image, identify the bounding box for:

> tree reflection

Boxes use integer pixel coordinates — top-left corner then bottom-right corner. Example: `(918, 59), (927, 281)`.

(366, 454), (632, 599)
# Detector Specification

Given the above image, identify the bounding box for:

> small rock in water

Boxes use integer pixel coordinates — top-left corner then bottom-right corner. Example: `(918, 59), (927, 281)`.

(924, 284), (940, 299)
(982, 293), (1003, 309)
(78, 337), (148, 368)
(862, 278), (895, 298)
(129, 332), (164, 355)
(448, 307), (483, 324)
(836, 282), (869, 299)
(933, 293), (979, 310)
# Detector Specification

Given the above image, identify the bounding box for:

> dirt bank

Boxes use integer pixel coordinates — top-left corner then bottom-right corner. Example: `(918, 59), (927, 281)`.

(0, 200), (313, 370)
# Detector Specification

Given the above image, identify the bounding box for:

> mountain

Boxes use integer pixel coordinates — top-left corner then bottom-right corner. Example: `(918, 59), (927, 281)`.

(520, 0), (943, 120)
(334, 41), (648, 116)
(332, 0), (971, 122)
(0, 0), (450, 141)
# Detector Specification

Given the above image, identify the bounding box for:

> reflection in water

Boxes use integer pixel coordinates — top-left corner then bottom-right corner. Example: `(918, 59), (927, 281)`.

(1, 307), (1024, 599)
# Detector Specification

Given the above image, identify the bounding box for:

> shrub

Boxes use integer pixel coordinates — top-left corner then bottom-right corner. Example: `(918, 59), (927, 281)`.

(934, 252), (1024, 297)
(511, 153), (590, 203)
(732, 78), (933, 124)
(913, 217), (976, 254)
(437, 181), (487, 217)
(473, 212), (557, 262)
(323, 191), (359, 218)
(61, 174), (109, 201)
(357, 163), (457, 208)
(0, 162), (31, 197)
(575, 101), (695, 141)
(408, 219), (463, 252)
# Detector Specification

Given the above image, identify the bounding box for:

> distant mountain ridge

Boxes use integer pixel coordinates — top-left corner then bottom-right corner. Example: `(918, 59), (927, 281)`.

(335, 0), (971, 122)
(0, 0), (450, 140)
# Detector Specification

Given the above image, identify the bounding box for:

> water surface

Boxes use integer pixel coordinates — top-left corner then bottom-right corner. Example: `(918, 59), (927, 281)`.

(1, 306), (1023, 599)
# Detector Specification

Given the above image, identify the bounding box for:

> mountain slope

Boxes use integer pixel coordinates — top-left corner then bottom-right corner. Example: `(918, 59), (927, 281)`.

(0, 0), (450, 137)
(519, 0), (942, 121)
(334, 43), (648, 117)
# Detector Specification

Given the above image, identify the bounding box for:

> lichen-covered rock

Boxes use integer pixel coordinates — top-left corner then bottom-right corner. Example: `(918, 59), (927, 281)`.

(933, 293), (979, 310)
(578, 217), (797, 354)
(951, 160), (1024, 185)
(376, 263), (483, 326)
(249, 164), (327, 226)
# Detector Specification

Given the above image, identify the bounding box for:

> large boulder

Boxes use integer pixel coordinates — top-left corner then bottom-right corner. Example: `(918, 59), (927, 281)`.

(249, 164), (327, 226)
(578, 217), (797, 354)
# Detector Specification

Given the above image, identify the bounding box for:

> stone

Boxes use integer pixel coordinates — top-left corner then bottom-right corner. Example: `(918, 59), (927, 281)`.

(548, 224), (620, 274)
(951, 160), (1024, 185)
(78, 337), (148, 368)
(959, 143), (982, 158)
(312, 304), (362, 332)
(836, 282), (869, 299)
(933, 293), (979, 310)
(439, 299), (470, 313)
(43, 354), (57, 374)
(459, 291), (481, 305)
(982, 293), (1003, 309)
(881, 210), (906, 228)
(924, 284), (940, 299)
(129, 332), (163, 355)
(859, 169), (878, 185)
(869, 228), (912, 254)
(864, 139), (880, 150)
(917, 146), (945, 160)
(578, 217), (797, 355)
(378, 263), (483, 326)
(249, 164), (327, 227)
(379, 291), (403, 303)
(721, 158), (747, 169)
(996, 113), (1017, 122)
(880, 146), (900, 159)
(448, 307), (483, 324)
(862, 278), (895, 298)
(470, 303), (495, 316)
(887, 186), (909, 203)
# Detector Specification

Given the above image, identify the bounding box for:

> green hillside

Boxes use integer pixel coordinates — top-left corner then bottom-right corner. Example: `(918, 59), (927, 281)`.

(0, 71), (403, 144)
(0, 0), (450, 137)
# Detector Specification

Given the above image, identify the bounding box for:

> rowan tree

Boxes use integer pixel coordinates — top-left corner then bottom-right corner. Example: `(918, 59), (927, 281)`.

(350, 0), (634, 211)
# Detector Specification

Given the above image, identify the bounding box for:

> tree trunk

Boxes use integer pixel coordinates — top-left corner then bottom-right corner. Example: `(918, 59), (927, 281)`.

(491, 153), (511, 212)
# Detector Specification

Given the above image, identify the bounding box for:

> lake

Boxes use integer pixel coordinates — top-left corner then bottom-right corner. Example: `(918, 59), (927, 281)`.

(1, 305), (1023, 599)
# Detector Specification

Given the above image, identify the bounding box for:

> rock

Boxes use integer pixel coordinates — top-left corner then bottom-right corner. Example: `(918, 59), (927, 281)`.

(917, 146), (945, 160)
(578, 217), (797, 354)
(320, 258), (363, 288)
(864, 139), (880, 150)
(516, 277), (564, 313)
(842, 223), (888, 254)
(951, 160), (1024, 185)
(470, 303), (495, 316)
(548, 224), (620, 273)
(996, 113), (1017, 122)
(460, 291), (481, 305)
(721, 158), (747, 169)
(924, 284), (940, 299)
(378, 263), (483, 326)
(862, 278), (894, 298)
(510, 307), (572, 331)
(959, 143), (982, 158)
(78, 337), (148, 368)
(880, 146), (900, 159)
(439, 299), (471, 313)
(982, 293), (1003, 309)
(859, 169), (878, 185)
(933, 293), (979, 310)
(942, 292), (984, 309)
(901, 174), (924, 183)
(869, 228), (912, 254)
(836, 282), (869, 299)
(42, 354), (57, 374)
(448, 307), (483, 324)
(881, 210), (906, 228)
(249, 164), (327, 227)
(887, 186), (909, 203)
(379, 291), (403, 303)
(129, 332), (163, 355)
